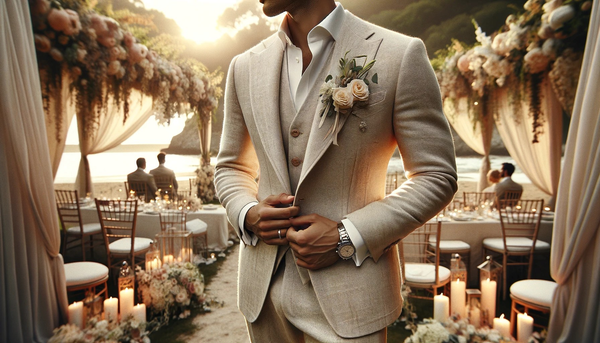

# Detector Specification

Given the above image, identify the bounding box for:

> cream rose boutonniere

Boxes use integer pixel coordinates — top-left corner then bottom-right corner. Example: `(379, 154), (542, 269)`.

(319, 51), (378, 145)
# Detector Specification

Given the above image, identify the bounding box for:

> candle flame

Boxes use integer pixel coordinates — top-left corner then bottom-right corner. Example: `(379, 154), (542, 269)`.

(524, 312), (529, 317)
(457, 278), (460, 282)
(487, 278), (490, 282)
(500, 314), (505, 319)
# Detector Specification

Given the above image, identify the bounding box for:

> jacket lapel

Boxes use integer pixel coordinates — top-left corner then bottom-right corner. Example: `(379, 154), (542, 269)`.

(249, 37), (292, 194)
(297, 14), (383, 193)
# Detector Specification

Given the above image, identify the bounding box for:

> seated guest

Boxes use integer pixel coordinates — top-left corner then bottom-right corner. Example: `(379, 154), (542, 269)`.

(495, 162), (523, 201)
(150, 152), (178, 194)
(482, 169), (501, 192)
(127, 158), (158, 202)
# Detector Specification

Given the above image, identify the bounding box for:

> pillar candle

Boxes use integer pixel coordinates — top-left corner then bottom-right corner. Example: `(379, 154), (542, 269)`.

(132, 303), (146, 323)
(493, 314), (511, 337)
(481, 278), (497, 324)
(104, 297), (119, 322)
(433, 293), (450, 322)
(163, 254), (174, 265)
(120, 287), (134, 320)
(68, 301), (84, 329)
(450, 278), (466, 318)
(470, 305), (481, 328)
(517, 313), (534, 342)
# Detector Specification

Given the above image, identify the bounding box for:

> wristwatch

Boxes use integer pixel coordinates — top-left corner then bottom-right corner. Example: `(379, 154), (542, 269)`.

(336, 222), (356, 260)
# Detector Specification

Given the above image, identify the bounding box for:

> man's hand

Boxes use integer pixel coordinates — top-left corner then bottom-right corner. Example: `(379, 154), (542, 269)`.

(287, 214), (340, 270)
(245, 193), (299, 245)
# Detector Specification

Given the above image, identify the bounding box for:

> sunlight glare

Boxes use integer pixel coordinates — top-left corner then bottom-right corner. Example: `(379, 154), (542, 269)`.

(142, 0), (242, 43)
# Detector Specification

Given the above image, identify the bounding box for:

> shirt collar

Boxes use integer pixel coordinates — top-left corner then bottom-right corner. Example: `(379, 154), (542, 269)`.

(277, 2), (345, 46)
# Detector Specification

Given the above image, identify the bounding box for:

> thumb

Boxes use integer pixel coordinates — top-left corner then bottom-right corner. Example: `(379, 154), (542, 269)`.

(264, 193), (294, 206)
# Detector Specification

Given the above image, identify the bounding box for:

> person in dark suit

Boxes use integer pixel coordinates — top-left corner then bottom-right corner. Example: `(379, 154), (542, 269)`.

(150, 152), (178, 194)
(495, 162), (523, 201)
(127, 158), (157, 202)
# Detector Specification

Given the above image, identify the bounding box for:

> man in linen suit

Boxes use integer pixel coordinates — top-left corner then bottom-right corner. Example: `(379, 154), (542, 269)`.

(127, 158), (158, 202)
(150, 152), (179, 193)
(495, 162), (523, 200)
(215, 0), (458, 341)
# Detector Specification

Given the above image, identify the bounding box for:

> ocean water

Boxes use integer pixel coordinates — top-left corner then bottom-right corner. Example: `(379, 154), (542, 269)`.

(55, 146), (530, 185)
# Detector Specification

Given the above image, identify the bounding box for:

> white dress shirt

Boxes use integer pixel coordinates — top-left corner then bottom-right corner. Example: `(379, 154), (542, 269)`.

(238, 3), (369, 266)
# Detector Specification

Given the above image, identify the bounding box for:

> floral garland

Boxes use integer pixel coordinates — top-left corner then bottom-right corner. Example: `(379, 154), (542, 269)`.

(135, 262), (206, 326)
(194, 164), (216, 204)
(29, 0), (222, 142)
(433, 0), (591, 143)
(48, 317), (149, 343)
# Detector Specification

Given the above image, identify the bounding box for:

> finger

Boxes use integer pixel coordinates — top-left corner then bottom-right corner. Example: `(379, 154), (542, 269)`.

(263, 193), (294, 206)
(289, 214), (319, 227)
(258, 207), (298, 220)
(256, 219), (293, 232)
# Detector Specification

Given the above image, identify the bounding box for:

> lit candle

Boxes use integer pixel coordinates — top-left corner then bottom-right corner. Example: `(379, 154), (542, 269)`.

(163, 254), (174, 265)
(450, 278), (466, 318)
(120, 287), (134, 320)
(493, 314), (510, 337)
(470, 305), (481, 328)
(433, 293), (450, 322)
(132, 303), (146, 323)
(517, 312), (534, 342)
(481, 278), (497, 324)
(104, 297), (119, 322)
(68, 301), (84, 329)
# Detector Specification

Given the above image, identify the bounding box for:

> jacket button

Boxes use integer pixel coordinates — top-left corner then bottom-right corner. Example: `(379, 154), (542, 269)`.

(291, 158), (302, 167)
(291, 129), (300, 138)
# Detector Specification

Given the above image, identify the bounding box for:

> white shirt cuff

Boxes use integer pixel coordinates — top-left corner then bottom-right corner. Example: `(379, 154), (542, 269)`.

(341, 218), (370, 266)
(238, 202), (259, 246)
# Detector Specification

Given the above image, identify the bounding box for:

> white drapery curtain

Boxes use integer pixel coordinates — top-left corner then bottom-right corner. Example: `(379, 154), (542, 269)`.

(0, 0), (68, 341)
(548, 2), (600, 341)
(75, 91), (154, 195)
(493, 76), (563, 208)
(444, 97), (494, 191)
(44, 76), (76, 177)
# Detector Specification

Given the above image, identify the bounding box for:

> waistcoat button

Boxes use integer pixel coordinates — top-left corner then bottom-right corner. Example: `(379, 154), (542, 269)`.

(291, 129), (300, 138)
(291, 158), (302, 167)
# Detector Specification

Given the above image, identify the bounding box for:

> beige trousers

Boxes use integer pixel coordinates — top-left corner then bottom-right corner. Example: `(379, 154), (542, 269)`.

(246, 250), (387, 343)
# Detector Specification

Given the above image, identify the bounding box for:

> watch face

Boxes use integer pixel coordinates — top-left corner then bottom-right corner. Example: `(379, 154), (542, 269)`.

(339, 244), (355, 258)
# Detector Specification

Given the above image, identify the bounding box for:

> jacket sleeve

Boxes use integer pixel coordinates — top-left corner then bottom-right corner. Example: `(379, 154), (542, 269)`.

(214, 55), (260, 235)
(346, 38), (458, 262)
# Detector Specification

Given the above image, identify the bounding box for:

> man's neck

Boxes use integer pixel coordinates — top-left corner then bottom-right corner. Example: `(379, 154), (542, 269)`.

(286, 1), (336, 71)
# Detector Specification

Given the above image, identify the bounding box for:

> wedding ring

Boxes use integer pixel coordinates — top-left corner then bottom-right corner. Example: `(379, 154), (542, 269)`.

(278, 229), (282, 239)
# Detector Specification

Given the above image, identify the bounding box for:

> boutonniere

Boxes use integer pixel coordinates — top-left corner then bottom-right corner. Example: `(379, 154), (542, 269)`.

(318, 51), (378, 145)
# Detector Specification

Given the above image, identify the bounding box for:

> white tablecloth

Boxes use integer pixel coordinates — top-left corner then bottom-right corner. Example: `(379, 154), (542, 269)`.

(80, 205), (232, 250)
(437, 218), (553, 287)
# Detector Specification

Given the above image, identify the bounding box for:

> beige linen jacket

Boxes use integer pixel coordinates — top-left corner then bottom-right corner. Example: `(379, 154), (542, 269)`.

(215, 12), (458, 338)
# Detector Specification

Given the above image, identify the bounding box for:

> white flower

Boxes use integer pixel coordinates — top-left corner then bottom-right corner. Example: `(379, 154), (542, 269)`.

(332, 87), (354, 110)
(319, 80), (335, 97)
(543, 0), (563, 15)
(524, 47), (550, 73)
(549, 5), (575, 29)
(176, 290), (188, 304)
(349, 79), (369, 101)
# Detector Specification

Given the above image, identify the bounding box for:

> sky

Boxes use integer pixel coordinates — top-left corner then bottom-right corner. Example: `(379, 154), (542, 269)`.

(141, 0), (243, 43)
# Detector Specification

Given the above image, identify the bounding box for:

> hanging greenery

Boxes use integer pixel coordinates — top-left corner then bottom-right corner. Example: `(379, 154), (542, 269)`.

(29, 0), (222, 141)
(432, 0), (591, 143)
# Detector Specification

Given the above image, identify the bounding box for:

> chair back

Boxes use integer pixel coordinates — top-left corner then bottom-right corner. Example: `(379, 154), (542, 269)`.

(463, 192), (496, 211)
(95, 199), (138, 250)
(159, 210), (187, 231)
(498, 190), (523, 208)
(498, 199), (544, 253)
(154, 175), (175, 199)
(124, 181), (150, 202)
(385, 172), (404, 195)
(55, 190), (83, 232)
(400, 221), (442, 285)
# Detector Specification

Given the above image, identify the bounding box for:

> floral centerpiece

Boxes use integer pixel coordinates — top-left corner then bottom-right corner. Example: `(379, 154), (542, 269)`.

(404, 318), (516, 343)
(194, 164), (216, 204)
(29, 0), (222, 142)
(135, 262), (206, 326)
(433, 0), (591, 143)
(48, 316), (149, 343)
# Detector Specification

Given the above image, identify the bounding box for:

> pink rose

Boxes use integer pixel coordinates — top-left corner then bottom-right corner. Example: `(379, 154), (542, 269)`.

(349, 79), (369, 102)
(332, 87), (354, 110)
